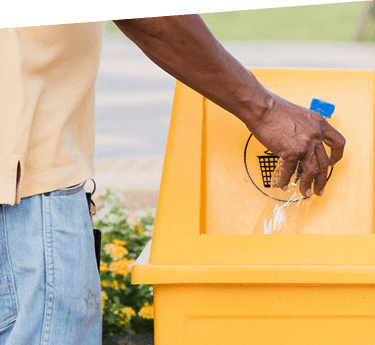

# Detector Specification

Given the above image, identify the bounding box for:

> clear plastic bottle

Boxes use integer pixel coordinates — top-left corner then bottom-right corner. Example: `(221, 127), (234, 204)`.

(251, 99), (335, 234)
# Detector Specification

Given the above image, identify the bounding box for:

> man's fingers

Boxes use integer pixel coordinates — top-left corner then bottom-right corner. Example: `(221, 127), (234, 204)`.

(279, 160), (298, 190)
(329, 146), (345, 166)
(313, 142), (329, 196)
(299, 149), (319, 198)
(323, 125), (346, 166)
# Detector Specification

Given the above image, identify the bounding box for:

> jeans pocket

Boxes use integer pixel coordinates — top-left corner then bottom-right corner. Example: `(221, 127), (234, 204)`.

(0, 233), (18, 329)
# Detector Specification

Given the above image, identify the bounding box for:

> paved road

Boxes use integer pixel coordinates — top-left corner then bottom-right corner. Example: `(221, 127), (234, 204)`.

(94, 31), (375, 195)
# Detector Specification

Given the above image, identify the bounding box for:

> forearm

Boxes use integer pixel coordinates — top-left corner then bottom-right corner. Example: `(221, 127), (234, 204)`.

(113, 15), (272, 130)
(114, 15), (345, 197)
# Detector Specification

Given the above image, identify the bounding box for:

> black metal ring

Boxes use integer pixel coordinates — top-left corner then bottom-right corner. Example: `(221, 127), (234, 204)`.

(90, 179), (96, 196)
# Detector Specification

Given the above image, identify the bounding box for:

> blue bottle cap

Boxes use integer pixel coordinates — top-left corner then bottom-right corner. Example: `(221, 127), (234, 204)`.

(310, 98), (335, 118)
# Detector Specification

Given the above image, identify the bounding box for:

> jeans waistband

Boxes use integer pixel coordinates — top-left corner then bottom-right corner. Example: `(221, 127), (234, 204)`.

(42, 181), (86, 197)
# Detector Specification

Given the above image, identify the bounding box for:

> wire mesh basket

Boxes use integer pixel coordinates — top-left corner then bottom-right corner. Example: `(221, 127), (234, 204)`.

(257, 154), (280, 188)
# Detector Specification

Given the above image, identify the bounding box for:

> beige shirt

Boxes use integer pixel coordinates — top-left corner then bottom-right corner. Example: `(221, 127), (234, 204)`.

(0, 22), (104, 205)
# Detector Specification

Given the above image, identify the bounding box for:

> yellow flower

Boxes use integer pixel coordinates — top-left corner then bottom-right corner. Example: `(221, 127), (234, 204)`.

(133, 225), (144, 236)
(122, 307), (136, 318)
(118, 307), (136, 325)
(113, 239), (127, 246)
(111, 245), (128, 260)
(101, 291), (108, 310)
(109, 258), (134, 277)
(112, 280), (125, 290)
(100, 262), (110, 272)
(138, 302), (154, 319)
(101, 280), (109, 288)
(104, 242), (128, 260)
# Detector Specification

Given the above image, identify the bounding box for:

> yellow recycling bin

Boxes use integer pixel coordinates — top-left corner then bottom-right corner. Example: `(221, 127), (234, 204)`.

(132, 68), (375, 344)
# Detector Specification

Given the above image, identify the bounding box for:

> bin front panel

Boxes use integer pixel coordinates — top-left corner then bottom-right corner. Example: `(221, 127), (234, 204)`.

(154, 284), (375, 345)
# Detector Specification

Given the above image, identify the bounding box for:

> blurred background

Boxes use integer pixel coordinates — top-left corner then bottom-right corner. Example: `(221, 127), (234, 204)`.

(93, 1), (375, 209)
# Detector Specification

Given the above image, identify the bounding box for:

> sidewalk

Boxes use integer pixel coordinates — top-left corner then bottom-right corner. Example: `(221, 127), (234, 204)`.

(221, 40), (375, 70)
(94, 156), (163, 211)
(103, 333), (154, 345)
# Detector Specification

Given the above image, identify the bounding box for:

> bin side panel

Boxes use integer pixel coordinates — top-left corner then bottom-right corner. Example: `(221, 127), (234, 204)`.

(150, 81), (204, 264)
(154, 284), (375, 345)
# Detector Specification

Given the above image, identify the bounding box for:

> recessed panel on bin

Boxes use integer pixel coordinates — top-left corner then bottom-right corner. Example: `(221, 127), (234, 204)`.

(147, 69), (375, 267)
(203, 69), (373, 235)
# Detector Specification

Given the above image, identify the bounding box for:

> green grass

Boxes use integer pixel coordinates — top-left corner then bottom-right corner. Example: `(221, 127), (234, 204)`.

(105, 2), (370, 42)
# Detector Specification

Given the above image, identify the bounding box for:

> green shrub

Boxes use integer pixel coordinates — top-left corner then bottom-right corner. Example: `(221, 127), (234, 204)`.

(94, 188), (155, 334)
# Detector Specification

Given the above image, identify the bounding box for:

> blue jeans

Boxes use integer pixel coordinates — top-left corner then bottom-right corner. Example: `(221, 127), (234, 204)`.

(0, 183), (102, 345)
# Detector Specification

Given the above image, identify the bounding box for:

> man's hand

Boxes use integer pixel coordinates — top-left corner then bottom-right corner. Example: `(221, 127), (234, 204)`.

(114, 15), (345, 197)
(247, 94), (345, 197)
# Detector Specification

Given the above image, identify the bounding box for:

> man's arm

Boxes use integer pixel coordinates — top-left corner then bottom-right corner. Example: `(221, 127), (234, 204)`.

(113, 15), (345, 198)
